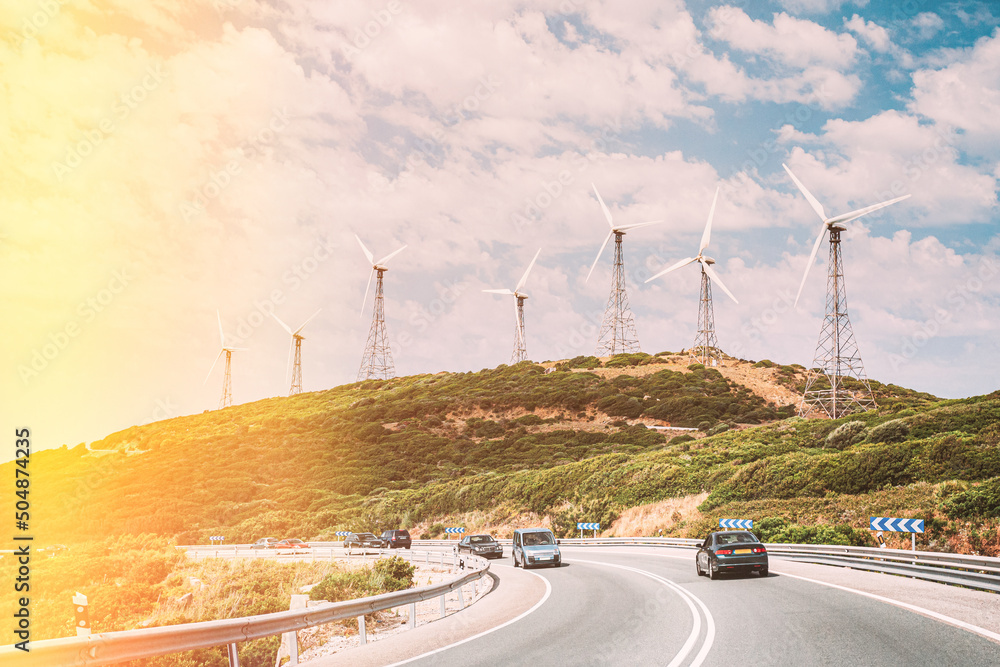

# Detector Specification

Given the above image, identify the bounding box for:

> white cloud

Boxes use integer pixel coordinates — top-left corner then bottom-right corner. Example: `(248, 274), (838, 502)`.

(708, 7), (859, 69)
(844, 14), (891, 53)
(909, 29), (1000, 157)
(911, 12), (945, 40)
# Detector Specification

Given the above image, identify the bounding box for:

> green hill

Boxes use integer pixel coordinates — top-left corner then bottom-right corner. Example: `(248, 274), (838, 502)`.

(6, 355), (997, 559)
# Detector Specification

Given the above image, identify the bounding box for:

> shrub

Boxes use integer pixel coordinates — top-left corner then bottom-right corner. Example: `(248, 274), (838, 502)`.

(372, 555), (415, 591)
(671, 434), (696, 445)
(697, 420), (715, 431)
(706, 423), (731, 436)
(514, 414), (544, 426)
(565, 355), (602, 369)
(942, 477), (1000, 519)
(867, 419), (910, 444)
(826, 421), (868, 449)
(753, 359), (774, 368)
(606, 353), (653, 368)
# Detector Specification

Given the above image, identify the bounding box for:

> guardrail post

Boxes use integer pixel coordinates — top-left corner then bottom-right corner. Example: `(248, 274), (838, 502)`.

(358, 615), (367, 645)
(472, 578), (478, 597)
(407, 602), (416, 629)
(439, 594), (447, 618)
(227, 642), (240, 667)
(457, 586), (465, 610)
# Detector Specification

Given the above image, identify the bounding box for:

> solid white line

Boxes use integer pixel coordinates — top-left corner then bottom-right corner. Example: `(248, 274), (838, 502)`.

(570, 558), (715, 667)
(772, 569), (1000, 645)
(384, 567), (552, 666)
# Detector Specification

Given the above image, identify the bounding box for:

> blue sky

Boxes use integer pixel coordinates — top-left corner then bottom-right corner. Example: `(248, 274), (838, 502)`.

(2, 0), (998, 452)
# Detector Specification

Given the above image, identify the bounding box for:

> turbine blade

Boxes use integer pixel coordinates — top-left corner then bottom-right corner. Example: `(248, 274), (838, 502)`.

(515, 248), (542, 293)
(204, 349), (224, 385)
(827, 194), (911, 225)
(293, 308), (322, 335)
(483, 288), (515, 295)
(795, 223), (829, 307)
(703, 262), (739, 304)
(355, 234), (374, 264)
(615, 219), (665, 232)
(272, 313), (292, 335)
(592, 183), (614, 228)
(644, 256), (697, 283)
(700, 187), (720, 253)
(783, 163), (827, 222)
(217, 310), (225, 347)
(376, 245), (407, 266)
(586, 231), (614, 283)
(360, 269), (374, 316)
(227, 347), (249, 351)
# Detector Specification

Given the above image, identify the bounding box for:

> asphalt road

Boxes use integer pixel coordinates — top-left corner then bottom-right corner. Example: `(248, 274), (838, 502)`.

(384, 546), (1000, 667)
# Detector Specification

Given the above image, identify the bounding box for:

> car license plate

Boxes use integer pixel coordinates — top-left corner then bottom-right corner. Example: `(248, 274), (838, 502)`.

(735, 549), (751, 554)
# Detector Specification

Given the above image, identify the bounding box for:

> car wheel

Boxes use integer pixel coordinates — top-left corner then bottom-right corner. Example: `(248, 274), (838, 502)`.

(512, 553), (519, 568)
(696, 559), (703, 577)
(708, 561), (716, 580)
(759, 567), (768, 578)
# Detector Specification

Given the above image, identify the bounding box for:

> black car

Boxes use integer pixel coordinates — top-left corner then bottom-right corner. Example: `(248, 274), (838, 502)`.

(380, 529), (412, 549)
(344, 532), (382, 551)
(696, 530), (768, 579)
(455, 534), (504, 559)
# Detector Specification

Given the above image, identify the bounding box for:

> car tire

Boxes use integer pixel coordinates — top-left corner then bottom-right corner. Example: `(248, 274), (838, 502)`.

(512, 553), (519, 568)
(696, 560), (703, 577)
(708, 561), (716, 580)
(759, 567), (768, 578)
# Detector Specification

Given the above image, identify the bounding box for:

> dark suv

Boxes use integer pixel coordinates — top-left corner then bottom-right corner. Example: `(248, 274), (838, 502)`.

(380, 529), (412, 549)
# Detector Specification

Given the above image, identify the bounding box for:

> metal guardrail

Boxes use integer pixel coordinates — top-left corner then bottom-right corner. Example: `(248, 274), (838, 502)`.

(0, 549), (490, 667)
(555, 536), (1000, 593)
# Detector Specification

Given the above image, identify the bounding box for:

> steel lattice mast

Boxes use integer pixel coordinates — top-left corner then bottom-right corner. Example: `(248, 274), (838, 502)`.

(596, 231), (641, 355)
(220, 350), (233, 408)
(484, 247), (541, 366)
(781, 162), (910, 419)
(273, 309), (320, 396)
(289, 335), (304, 394)
(358, 268), (395, 381)
(799, 226), (874, 417)
(205, 311), (246, 410)
(512, 296), (527, 364)
(586, 184), (663, 357)
(693, 266), (720, 366)
(645, 187), (737, 367)
(355, 235), (406, 382)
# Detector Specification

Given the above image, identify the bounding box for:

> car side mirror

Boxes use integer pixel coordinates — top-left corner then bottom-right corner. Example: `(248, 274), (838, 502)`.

(556, 539), (561, 545)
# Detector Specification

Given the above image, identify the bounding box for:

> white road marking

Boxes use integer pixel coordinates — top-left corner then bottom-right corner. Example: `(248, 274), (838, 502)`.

(384, 566), (552, 666)
(772, 569), (1000, 645)
(570, 558), (715, 667)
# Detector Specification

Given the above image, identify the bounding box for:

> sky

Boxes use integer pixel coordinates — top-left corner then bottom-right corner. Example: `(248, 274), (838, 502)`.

(3, 0), (999, 454)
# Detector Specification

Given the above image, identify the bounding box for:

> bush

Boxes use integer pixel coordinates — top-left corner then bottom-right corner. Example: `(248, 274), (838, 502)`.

(671, 434), (696, 445)
(565, 355), (602, 369)
(753, 359), (774, 368)
(706, 423), (731, 436)
(942, 477), (1000, 519)
(606, 353), (653, 368)
(826, 421), (868, 449)
(867, 419), (910, 443)
(697, 420), (715, 431)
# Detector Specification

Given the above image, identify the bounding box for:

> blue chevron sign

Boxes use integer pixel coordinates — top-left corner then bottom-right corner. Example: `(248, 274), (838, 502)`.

(445, 527), (465, 534)
(577, 522), (600, 530)
(870, 517), (924, 533)
(720, 518), (753, 530)
(334, 531), (351, 537)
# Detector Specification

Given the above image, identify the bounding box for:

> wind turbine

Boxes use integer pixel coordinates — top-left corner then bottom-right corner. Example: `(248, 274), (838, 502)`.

(587, 184), (664, 356)
(204, 311), (247, 409)
(783, 162), (910, 418)
(356, 234), (407, 382)
(484, 248), (542, 364)
(645, 187), (738, 366)
(273, 309), (322, 396)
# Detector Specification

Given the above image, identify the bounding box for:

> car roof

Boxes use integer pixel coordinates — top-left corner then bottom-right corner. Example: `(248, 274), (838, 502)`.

(514, 528), (551, 534)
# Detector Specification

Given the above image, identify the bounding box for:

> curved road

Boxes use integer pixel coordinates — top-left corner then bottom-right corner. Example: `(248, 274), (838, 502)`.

(316, 545), (1000, 666)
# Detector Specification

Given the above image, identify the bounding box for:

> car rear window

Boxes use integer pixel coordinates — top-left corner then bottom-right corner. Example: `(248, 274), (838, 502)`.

(717, 533), (758, 545)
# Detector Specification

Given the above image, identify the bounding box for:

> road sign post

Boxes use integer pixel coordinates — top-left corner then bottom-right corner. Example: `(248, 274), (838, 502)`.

(719, 519), (753, 530)
(870, 517), (924, 551)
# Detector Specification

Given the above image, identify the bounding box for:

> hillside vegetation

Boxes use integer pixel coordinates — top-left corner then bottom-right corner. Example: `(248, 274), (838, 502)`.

(4, 356), (990, 558)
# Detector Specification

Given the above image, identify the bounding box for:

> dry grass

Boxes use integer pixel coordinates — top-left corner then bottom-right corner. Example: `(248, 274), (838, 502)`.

(607, 493), (709, 537)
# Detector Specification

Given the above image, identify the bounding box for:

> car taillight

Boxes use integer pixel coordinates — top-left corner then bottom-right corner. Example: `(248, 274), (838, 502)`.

(753, 547), (766, 553)
(716, 549), (733, 555)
